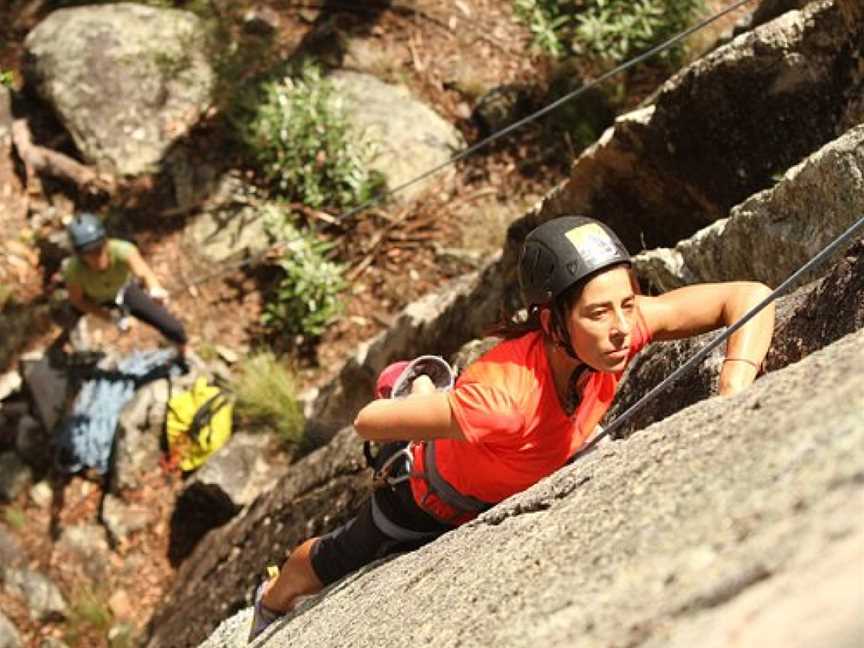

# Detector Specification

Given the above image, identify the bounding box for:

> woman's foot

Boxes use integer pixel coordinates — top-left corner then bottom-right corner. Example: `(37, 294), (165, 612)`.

(248, 580), (283, 643)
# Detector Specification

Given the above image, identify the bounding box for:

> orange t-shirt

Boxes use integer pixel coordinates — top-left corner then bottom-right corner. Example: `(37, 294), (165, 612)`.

(409, 310), (651, 523)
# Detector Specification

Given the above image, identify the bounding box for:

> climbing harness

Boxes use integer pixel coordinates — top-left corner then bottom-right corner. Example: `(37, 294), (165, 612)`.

(569, 213), (864, 463)
(365, 355), (494, 523)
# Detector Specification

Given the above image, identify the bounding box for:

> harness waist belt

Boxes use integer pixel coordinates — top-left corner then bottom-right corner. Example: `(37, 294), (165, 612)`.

(422, 441), (493, 515)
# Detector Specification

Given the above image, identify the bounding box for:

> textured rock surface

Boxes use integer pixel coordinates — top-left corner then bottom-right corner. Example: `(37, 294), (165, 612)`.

(3, 567), (68, 622)
(24, 3), (215, 176)
(185, 175), (272, 264)
(197, 326), (864, 648)
(634, 124), (864, 291)
(167, 434), (280, 567)
(0, 610), (22, 648)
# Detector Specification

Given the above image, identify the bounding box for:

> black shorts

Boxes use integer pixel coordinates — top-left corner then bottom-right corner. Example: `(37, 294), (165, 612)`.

(310, 478), (455, 586)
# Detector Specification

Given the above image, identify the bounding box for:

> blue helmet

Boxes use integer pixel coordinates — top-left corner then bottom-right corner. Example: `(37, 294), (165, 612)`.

(67, 212), (106, 253)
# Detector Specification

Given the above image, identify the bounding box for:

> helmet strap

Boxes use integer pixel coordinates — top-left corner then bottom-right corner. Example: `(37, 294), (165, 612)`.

(550, 303), (581, 362)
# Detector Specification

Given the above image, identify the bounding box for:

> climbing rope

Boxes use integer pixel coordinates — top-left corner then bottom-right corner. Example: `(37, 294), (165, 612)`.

(334, 0), (757, 220)
(569, 213), (864, 463)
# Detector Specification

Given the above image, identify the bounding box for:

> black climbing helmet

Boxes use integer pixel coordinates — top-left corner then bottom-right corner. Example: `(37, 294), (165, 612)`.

(67, 212), (106, 253)
(518, 215), (631, 310)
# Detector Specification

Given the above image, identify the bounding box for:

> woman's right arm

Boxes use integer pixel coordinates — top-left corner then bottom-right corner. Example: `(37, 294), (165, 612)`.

(353, 387), (467, 442)
(67, 282), (112, 321)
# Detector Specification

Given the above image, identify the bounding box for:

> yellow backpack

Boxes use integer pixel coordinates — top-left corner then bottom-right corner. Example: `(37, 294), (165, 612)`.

(165, 377), (233, 471)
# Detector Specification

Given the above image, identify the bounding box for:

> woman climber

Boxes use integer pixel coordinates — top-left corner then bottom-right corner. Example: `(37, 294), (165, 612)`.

(63, 211), (188, 355)
(248, 215), (775, 642)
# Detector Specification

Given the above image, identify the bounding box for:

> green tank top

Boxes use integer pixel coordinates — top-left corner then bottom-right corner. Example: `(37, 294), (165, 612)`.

(63, 238), (136, 304)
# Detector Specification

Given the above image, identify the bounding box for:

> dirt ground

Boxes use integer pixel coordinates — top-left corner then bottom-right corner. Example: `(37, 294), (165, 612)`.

(0, 1), (745, 646)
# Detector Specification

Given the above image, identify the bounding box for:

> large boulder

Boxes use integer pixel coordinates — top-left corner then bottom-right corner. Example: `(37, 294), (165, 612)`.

(23, 3), (215, 176)
(185, 175), (272, 264)
(329, 71), (464, 201)
(0, 611), (22, 648)
(2, 567), (67, 622)
(633, 124), (864, 292)
(200, 325), (864, 648)
(167, 433), (281, 567)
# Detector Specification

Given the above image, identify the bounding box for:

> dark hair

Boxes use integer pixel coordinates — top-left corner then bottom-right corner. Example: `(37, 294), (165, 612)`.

(487, 278), (586, 342)
(487, 262), (636, 347)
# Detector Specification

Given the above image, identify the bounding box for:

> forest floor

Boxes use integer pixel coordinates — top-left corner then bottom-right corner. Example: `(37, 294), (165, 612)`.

(0, 1), (746, 646)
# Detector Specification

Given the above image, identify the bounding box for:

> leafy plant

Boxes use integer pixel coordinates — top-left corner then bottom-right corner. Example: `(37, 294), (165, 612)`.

(261, 205), (346, 340)
(0, 69), (13, 88)
(63, 585), (113, 645)
(4, 506), (26, 530)
(232, 350), (305, 446)
(513, 0), (704, 66)
(230, 59), (385, 210)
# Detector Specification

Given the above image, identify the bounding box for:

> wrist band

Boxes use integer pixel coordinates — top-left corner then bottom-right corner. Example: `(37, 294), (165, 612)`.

(723, 358), (759, 370)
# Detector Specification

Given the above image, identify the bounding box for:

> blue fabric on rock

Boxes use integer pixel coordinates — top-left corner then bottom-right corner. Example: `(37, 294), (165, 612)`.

(55, 349), (181, 475)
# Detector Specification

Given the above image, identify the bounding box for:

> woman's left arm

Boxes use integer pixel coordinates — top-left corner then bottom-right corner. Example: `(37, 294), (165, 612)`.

(636, 281), (775, 396)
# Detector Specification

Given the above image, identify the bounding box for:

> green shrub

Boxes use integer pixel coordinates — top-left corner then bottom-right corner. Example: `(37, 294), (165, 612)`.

(0, 70), (13, 88)
(4, 506), (26, 530)
(230, 59), (385, 210)
(261, 205), (345, 339)
(232, 351), (305, 446)
(63, 585), (113, 645)
(514, 0), (704, 66)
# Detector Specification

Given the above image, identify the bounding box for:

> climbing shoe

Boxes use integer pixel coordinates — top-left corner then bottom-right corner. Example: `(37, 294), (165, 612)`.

(248, 567), (282, 644)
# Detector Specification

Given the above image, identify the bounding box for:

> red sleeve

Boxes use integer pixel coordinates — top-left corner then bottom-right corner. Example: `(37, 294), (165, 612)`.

(448, 382), (525, 445)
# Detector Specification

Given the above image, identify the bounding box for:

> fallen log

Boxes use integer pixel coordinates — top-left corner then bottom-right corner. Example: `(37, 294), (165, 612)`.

(11, 118), (114, 194)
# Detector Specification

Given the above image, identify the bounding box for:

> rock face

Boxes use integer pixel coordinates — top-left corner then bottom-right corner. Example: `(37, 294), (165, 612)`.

(328, 71), (464, 201)
(198, 326), (864, 648)
(634, 124), (864, 292)
(24, 3), (215, 176)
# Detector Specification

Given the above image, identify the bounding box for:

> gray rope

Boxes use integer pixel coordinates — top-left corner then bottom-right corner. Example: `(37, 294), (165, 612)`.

(570, 214), (864, 463)
(335, 0), (756, 220)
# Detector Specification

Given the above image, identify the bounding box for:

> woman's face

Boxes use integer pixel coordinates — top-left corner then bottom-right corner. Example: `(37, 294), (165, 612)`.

(80, 241), (109, 272)
(566, 266), (636, 372)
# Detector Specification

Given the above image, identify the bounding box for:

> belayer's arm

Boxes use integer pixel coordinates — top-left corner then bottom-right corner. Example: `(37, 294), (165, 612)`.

(127, 247), (166, 295)
(636, 281), (775, 396)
